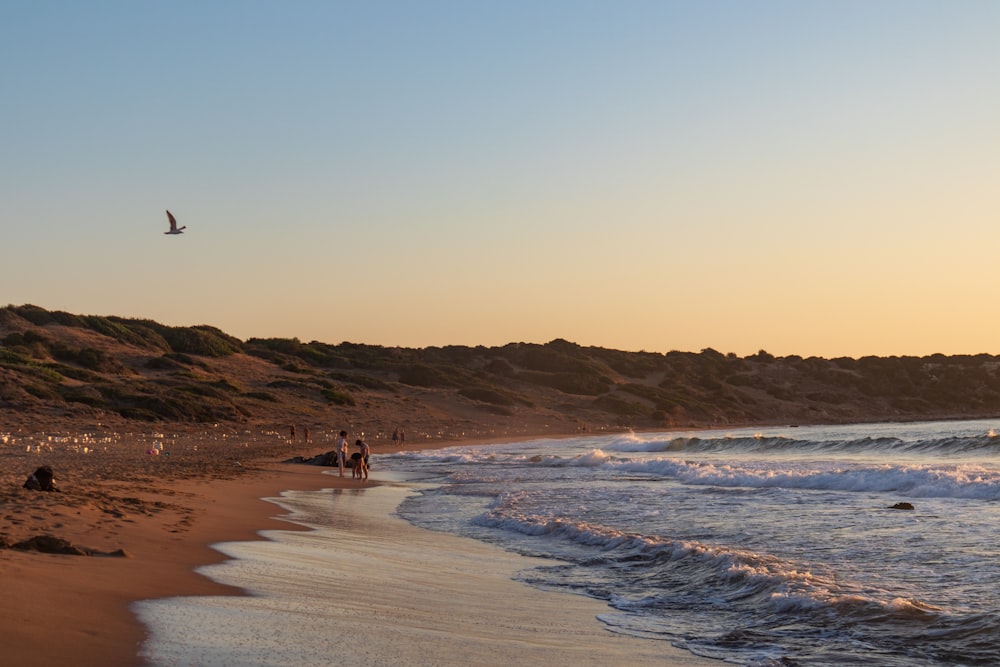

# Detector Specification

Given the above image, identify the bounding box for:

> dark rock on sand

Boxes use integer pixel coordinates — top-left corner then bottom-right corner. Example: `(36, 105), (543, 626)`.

(889, 502), (915, 510)
(8, 535), (129, 557)
(285, 451), (338, 466)
(286, 451), (365, 468)
(12, 535), (91, 555)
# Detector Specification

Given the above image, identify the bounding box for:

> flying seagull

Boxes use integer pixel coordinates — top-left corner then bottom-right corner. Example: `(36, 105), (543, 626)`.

(164, 210), (186, 235)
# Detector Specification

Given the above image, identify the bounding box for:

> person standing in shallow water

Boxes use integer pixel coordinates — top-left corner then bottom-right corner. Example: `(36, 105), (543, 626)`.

(336, 430), (349, 477)
(355, 439), (370, 480)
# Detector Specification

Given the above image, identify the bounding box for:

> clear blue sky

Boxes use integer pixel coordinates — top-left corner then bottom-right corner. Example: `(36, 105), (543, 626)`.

(3, 1), (998, 357)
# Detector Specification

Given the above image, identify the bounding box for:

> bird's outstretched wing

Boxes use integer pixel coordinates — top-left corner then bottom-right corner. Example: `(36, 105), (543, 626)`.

(166, 210), (177, 231)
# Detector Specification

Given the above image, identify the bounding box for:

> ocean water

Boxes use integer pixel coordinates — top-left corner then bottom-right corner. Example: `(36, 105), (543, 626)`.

(380, 419), (1000, 666)
(137, 419), (1000, 666)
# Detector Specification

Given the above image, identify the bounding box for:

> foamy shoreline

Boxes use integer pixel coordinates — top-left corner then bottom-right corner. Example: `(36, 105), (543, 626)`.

(138, 470), (719, 666)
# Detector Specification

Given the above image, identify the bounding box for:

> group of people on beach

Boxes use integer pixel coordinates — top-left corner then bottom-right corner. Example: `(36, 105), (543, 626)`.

(288, 425), (409, 480)
(336, 430), (369, 480)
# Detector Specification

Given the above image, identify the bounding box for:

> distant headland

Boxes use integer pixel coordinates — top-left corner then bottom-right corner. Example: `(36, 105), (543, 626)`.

(2, 303), (999, 437)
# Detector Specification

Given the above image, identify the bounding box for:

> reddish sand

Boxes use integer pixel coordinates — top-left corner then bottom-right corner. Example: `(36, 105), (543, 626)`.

(1, 456), (338, 664)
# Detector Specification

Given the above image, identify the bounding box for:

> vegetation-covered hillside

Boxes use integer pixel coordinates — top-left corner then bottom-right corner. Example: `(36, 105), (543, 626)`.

(3, 304), (1000, 436)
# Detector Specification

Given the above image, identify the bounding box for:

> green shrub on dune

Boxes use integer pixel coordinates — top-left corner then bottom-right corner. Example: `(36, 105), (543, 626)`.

(458, 386), (516, 406)
(398, 363), (450, 387)
(320, 387), (355, 406)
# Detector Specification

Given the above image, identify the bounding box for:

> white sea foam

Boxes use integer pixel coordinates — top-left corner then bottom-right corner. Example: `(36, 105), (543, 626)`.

(380, 420), (1000, 665)
(606, 457), (1000, 499)
(386, 438), (1000, 501)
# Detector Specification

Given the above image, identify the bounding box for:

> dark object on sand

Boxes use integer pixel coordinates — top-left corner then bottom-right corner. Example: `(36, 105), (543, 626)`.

(12, 535), (90, 555)
(23, 465), (59, 492)
(7, 535), (129, 557)
(889, 502), (915, 510)
(285, 451), (369, 469)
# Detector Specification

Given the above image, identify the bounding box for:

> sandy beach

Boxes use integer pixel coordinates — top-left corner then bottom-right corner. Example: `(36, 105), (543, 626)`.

(0, 426), (716, 666)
